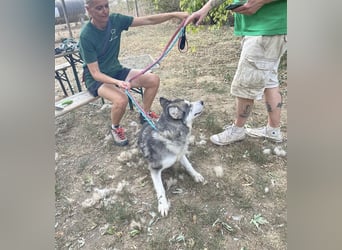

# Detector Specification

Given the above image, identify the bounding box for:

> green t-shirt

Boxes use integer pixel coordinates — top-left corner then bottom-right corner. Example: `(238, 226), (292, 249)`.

(79, 13), (134, 87)
(234, 0), (287, 36)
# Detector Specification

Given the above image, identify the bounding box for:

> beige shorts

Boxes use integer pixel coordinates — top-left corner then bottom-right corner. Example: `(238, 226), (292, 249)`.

(231, 35), (287, 100)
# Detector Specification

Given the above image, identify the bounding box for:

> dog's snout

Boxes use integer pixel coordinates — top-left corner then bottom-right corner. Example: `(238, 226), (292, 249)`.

(200, 101), (204, 105)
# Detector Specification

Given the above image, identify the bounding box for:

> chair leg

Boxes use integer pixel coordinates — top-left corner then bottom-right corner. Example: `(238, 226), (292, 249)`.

(55, 72), (68, 96)
(62, 69), (74, 95)
(128, 98), (134, 110)
(128, 87), (143, 110)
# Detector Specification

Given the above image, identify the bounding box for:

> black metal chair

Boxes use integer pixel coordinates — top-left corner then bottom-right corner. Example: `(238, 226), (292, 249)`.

(55, 62), (74, 96)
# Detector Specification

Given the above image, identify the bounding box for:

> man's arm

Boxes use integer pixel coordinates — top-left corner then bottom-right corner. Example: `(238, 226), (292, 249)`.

(130, 12), (189, 27)
(86, 61), (130, 89)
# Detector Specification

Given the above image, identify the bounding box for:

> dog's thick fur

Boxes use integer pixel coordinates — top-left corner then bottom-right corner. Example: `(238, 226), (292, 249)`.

(138, 97), (205, 216)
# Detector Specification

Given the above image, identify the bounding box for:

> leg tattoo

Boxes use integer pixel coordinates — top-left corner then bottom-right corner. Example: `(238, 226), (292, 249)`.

(277, 91), (283, 108)
(266, 102), (272, 112)
(266, 91), (283, 113)
(239, 104), (252, 119)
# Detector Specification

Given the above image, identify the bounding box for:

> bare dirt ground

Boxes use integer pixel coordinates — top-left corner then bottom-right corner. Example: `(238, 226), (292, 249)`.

(55, 20), (287, 250)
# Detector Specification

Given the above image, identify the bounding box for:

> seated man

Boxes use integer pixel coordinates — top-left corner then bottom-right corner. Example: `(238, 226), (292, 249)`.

(79, 0), (188, 146)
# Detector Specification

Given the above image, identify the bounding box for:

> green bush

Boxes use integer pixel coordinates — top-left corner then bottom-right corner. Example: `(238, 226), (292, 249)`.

(152, 0), (181, 12)
(180, 0), (232, 27)
(152, 0), (232, 27)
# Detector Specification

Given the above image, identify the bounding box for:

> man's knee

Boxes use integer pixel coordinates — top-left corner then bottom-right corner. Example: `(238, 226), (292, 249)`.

(114, 95), (129, 108)
(149, 74), (160, 88)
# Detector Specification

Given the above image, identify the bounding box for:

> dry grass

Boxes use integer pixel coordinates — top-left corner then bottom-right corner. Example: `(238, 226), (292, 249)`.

(55, 17), (287, 250)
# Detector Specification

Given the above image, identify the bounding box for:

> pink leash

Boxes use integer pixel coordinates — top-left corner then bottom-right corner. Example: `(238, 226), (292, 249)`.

(124, 20), (187, 129)
(127, 19), (186, 82)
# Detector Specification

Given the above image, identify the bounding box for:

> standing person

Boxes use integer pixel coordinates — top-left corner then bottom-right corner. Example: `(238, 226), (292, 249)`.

(185, 0), (287, 145)
(79, 0), (188, 146)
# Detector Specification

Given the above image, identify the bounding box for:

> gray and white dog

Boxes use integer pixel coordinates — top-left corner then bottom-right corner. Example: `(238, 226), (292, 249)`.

(138, 97), (205, 216)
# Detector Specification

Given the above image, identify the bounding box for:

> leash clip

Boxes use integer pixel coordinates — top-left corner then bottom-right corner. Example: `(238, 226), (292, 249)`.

(178, 26), (188, 53)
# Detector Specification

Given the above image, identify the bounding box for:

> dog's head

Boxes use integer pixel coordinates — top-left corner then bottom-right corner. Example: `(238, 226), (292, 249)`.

(159, 97), (204, 126)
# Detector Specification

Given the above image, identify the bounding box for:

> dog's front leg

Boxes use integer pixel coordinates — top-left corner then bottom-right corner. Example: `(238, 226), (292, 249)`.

(180, 155), (204, 183)
(150, 168), (170, 217)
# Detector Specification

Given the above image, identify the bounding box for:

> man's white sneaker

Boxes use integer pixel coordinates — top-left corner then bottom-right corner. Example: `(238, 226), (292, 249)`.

(210, 124), (246, 146)
(245, 125), (283, 142)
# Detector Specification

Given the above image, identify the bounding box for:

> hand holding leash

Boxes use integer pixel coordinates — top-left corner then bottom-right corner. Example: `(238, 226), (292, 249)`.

(117, 80), (131, 90)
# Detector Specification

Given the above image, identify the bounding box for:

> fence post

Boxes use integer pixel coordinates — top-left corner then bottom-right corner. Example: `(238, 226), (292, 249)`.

(61, 0), (73, 38)
(134, 0), (139, 16)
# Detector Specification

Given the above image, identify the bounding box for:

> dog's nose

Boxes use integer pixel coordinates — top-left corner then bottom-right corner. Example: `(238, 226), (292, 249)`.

(200, 101), (204, 105)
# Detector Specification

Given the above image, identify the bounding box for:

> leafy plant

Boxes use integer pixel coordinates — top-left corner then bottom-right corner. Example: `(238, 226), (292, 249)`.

(180, 0), (232, 28)
(250, 214), (269, 229)
(152, 0), (181, 12)
(169, 232), (186, 244)
(152, 0), (233, 28)
(212, 218), (235, 235)
(129, 229), (141, 237)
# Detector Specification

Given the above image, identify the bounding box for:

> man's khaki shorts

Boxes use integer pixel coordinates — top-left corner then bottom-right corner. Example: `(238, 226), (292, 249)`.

(231, 35), (287, 100)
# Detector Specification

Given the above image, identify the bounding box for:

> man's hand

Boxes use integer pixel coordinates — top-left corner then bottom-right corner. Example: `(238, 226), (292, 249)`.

(117, 81), (131, 90)
(184, 8), (210, 26)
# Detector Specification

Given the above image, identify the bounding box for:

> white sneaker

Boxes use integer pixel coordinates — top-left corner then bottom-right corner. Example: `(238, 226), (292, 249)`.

(210, 124), (246, 146)
(245, 125), (283, 142)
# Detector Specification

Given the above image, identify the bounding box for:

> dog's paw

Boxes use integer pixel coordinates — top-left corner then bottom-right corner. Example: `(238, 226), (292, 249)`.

(193, 172), (205, 183)
(158, 198), (170, 217)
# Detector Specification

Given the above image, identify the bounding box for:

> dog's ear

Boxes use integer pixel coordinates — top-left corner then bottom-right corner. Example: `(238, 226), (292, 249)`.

(168, 106), (183, 120)
(159, 97), (169, 108)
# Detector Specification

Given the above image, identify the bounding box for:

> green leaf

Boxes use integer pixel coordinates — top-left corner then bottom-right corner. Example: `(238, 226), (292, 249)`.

(250, 214), (269, 229)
